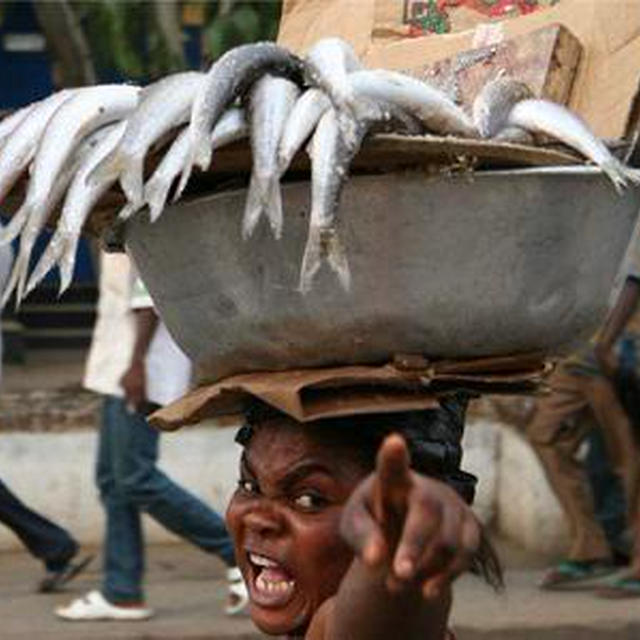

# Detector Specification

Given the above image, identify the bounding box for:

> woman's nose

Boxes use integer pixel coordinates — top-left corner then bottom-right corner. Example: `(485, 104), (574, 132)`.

(243, 504), (284, 535)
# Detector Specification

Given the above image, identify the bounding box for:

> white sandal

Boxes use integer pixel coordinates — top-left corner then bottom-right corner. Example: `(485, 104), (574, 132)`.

(225, 567), (249, 616)
(55, 590), (154, 621)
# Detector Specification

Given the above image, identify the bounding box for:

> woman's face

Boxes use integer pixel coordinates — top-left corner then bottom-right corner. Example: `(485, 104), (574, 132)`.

(226, 417), (368, 636)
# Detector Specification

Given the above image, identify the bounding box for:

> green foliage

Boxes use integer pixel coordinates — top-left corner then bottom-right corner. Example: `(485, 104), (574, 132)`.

(203, 1), (282, 63)
(70, 1), (282, 81)
(75, 1), (186, 81)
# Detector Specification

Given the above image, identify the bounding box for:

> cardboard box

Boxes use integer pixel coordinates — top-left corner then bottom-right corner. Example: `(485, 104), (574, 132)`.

(278, 0), (640, 138)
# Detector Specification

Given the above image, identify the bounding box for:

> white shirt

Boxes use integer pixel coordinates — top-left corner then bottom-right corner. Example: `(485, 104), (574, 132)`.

(0, 237), (12, 389)
(84, 252), (192, 406)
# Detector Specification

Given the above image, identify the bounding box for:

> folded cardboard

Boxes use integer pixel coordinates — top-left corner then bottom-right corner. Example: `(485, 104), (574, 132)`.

(278, 0), (640, 138)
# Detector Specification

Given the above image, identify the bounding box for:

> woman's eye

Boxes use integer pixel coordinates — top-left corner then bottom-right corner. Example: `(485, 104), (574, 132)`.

(238, 479), (258, 495)
(293, 492), (326, 510)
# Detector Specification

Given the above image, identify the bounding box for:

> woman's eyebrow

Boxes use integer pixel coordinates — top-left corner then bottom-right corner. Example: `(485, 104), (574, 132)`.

(277, 462), (332, 490)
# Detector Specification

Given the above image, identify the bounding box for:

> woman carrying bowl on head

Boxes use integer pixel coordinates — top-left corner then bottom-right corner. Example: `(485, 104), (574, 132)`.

(154, 385), (502, 640)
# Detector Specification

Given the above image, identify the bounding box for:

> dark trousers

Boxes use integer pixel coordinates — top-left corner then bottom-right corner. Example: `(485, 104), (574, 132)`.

(0, 479), (77, 571)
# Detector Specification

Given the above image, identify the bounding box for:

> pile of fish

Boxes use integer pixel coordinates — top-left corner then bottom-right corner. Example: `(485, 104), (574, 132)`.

(0, 38), (638, 304)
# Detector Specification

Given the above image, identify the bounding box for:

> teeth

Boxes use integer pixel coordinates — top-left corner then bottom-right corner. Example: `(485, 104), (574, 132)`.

(256, 574), (294, 594)
(249, 552), (278, 568)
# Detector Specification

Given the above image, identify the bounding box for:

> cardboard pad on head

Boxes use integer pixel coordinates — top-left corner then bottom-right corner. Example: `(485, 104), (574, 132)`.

(149, 353), (553, 430)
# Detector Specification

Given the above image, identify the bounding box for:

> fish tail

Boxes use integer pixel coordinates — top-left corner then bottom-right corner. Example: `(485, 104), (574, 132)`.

(298, 225), (323, 294)
(1, 236), (32, 309)
(600, 158), (640, 194)
(264, 176), (284, 240)
(58, 236), (80, 296)
(117, 200), (140, 221)
(87, 148), (123, 188)
(0, 201), (30, 245)
(298, 225), (350, 294)
(325, 228), (351, 292)
(120, 154), (145, 205)
(242, 172), (267, 240)
(176, 155), (194, 204)
(193, 135), (212, 172)
(145, 176), (172, 223)
(24, 236), (64, 298)
(621, 165), (640, 187)
(336, 109), (360, 151)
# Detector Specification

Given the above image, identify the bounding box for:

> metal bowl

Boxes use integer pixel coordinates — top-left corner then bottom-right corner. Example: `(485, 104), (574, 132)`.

(124, 166), (640, 382)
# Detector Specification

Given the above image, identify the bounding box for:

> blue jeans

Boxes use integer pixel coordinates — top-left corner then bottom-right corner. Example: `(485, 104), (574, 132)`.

(0, 479), (77, 571)
(97, 396), (235, 604)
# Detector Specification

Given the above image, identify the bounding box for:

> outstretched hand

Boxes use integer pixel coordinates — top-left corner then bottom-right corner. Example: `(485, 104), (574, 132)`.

(340, 433), (480, 599)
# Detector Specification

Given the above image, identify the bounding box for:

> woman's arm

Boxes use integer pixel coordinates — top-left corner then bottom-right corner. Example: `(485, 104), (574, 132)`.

(307, 434), (479, 640)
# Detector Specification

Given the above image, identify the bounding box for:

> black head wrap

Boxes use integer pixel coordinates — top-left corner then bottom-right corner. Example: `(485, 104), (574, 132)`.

(236, 391), (477, 504)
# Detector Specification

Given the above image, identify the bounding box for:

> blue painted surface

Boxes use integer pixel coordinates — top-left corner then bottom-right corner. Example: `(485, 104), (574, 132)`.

(0, 3), (203, 288)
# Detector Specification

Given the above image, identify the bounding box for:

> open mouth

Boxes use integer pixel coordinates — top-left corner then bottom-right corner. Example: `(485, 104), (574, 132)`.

(246, 551), (296, 608)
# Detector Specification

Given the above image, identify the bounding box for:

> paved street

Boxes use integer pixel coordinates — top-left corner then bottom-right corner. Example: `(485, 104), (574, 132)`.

(0, 541), (638, 639)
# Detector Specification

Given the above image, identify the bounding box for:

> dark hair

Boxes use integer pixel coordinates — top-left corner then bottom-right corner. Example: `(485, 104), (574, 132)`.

(236, 391), (503, 590)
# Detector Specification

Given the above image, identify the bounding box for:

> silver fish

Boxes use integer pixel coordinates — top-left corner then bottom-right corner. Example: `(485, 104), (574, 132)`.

(278, 88), (331, 176)
(299, 99), (414, 294)
(507, 99), (640, 192)
(182, 42), (304, 191)
(0, 85), (139, 304)
(25, 121), (127, 297)
(304, 38), (362, 149)
(0, 85), (140, 248)
(243, 75), (300, 240)
(2, 126), (116, 306)
(0, 90), (74, 213)
(0, 103), (37, 147)
(472, 76), (533, 138)
(89, 71), (204, 207)
(348, 69), (478, 138)
(141, 107), (249, 222)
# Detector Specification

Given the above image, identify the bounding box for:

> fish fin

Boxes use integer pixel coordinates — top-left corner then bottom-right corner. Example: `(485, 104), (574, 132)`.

(24, 236), (64, 298)
(145, 176), (172, 223)
(87, 148), (123, 188)
(298, 225), (350, 294)
(264, 177), (284, 240)
(242, 172), (267, 240)
(0, 201), (30, 245)
(119, 154), (145, 206)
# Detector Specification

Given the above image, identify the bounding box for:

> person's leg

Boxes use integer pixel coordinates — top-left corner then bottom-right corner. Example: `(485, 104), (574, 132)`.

(117, 408), (235, 566)
(584, 375), (639, 525)
(527, 371), (611, 563)
(0, 477), (77, 571)
(585, 425), (630, 561)
(96, 396), (146, 605)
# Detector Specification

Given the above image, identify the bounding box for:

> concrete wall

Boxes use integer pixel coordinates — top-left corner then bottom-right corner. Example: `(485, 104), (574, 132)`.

(0, 419), (570, 556)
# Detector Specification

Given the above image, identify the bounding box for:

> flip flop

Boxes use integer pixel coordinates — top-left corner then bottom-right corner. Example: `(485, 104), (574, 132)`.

(38, 554), (94, 593)
(225, 567), (249, 616)
(538, 559), (617, 590)
(55, 590), (154, 621)
(596, 576), (640, 599)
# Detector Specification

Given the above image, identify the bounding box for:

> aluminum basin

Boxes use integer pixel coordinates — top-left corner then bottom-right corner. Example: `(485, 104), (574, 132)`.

(124, 167), (640, 382)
